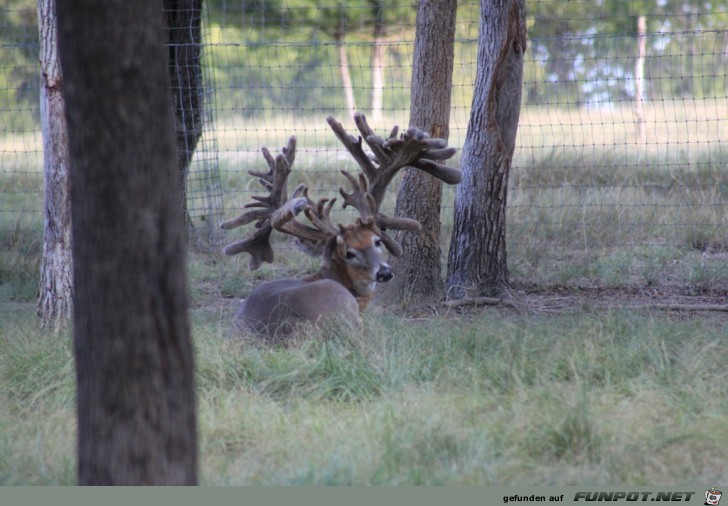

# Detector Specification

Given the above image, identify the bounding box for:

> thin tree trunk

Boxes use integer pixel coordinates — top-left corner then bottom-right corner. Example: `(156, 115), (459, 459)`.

(57, 0), (197, 485)
(634, 15), (647, 146)
(378, 0), (457, 307)
(37, 0), (72, 331)
(370, 22), (385, 124)
(446, 0), (526, 299)
(336, 31), (357, 119)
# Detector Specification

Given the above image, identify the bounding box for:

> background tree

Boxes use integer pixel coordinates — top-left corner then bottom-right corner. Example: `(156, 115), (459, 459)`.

(309, 0), (360, 118)
(56, 0), (197, 485)
(368, 0), (386, 124)
(446, 0), (527, 299)
(164, 0), (204, 232)
(379, 0), (457, 307)
(36, 0), (72, 331)
(366, 0), (412, 123)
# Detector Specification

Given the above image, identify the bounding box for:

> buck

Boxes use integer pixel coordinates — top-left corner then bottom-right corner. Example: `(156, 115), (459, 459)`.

(221, 113), (461, 337)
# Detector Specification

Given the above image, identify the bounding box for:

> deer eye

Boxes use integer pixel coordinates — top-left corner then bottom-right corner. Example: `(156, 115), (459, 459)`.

(345, 250), (356, 260)
(374, 239), (382, 248)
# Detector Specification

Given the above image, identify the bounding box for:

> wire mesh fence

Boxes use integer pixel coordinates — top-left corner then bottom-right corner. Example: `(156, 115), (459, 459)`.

(1, 0), (727, 291)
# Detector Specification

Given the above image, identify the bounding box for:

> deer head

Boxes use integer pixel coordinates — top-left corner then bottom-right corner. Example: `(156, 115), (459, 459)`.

(221, 113), (460, 336)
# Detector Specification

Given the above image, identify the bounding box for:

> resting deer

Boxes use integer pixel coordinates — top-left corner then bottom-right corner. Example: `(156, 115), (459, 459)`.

(221, 113), (461, 337)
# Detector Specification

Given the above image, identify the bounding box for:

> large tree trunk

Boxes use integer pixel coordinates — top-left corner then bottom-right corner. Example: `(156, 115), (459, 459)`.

(56, 0), (197, 485)
(37, 0), (72, 331)
(446, 0), (526, 299)
(164, 0), (204, 233)
(377, 0), (457, 307)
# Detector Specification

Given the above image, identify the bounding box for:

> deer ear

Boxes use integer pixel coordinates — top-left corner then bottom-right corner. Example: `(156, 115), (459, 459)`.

(320, 235), (338, 268)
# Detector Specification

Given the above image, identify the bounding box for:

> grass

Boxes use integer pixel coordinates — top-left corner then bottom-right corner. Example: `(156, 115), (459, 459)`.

(0, 223), (41, 302)
(2, 302), (726, 485)
(0, 309), (76, 484)
(1, 103), (727, 484)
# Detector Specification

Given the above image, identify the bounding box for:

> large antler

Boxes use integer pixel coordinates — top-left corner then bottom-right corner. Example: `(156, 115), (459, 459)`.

(221, 113), (461, 269)
(326, 112), (461, 256)
(220, 136), (336, 269)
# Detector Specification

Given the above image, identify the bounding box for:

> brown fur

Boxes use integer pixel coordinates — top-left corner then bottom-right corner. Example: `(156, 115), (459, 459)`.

(236, 220), (392, 338)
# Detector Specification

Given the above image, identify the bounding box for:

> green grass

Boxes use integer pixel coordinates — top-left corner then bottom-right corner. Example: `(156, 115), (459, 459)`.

(2, 301), (726, 485)
(1, 104), (728, 484)
(0, 223), (41, 303)
(0, 308), (76, 484)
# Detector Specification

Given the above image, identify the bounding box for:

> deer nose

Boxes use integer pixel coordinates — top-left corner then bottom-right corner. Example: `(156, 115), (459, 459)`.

(376, 266), (393, 282)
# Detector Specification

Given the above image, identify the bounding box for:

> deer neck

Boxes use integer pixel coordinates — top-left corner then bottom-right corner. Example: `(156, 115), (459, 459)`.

(305, 263), (372, 313)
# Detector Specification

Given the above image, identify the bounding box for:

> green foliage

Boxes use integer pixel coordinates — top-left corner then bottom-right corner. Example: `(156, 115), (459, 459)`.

(526, 0), (728, 104)
(4, 0), (727, 120)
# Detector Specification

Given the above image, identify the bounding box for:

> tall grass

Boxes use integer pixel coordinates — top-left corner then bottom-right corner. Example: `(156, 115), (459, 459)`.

(0, 309), (76, 484)
(196, 308), (728, 485)
(0, 223), (41, 302)
(2, 294), (726, 485)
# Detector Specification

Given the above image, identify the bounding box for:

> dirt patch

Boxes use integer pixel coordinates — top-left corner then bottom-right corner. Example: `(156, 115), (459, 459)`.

(516, 284), (727, 312)
(392, 283), (728, 322)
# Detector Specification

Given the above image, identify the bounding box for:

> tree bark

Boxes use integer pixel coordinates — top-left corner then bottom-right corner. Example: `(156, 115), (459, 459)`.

(164, 0), (204, 232)
(378, 0), (457, 307)
(56, 0), (197, 485)
(37, 0), (72, 331)
(446, 0), (526, 299)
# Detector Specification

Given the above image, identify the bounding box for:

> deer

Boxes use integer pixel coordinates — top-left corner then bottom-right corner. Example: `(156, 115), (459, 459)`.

(221, 113), (461, 338)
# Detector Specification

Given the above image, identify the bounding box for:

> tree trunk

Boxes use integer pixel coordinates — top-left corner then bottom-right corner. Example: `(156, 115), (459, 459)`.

(164, 0), (204, 233)
(335, 30), (357, 119)
(446, 0), (526, 299)
(56, 0), (197, 485)
(370, 10), (385, 125)
(377, 0), (457, 307)
(634, 15), (647, 146)
(37, 0), (72, 332)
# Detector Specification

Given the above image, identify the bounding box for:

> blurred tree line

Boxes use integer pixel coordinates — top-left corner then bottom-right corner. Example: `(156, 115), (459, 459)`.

(2, 0), (728, 129)
(526, 0), (728, 105)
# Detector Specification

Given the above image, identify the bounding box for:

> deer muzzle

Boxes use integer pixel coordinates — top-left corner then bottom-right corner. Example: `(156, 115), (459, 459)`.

(376, 265), (393, 283)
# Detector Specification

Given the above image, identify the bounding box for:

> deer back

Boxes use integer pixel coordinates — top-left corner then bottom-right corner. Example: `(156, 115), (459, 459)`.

(235, 278), (360, 338)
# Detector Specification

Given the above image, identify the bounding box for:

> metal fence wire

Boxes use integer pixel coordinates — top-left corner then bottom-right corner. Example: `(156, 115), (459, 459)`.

(1, 0), (727, 289)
